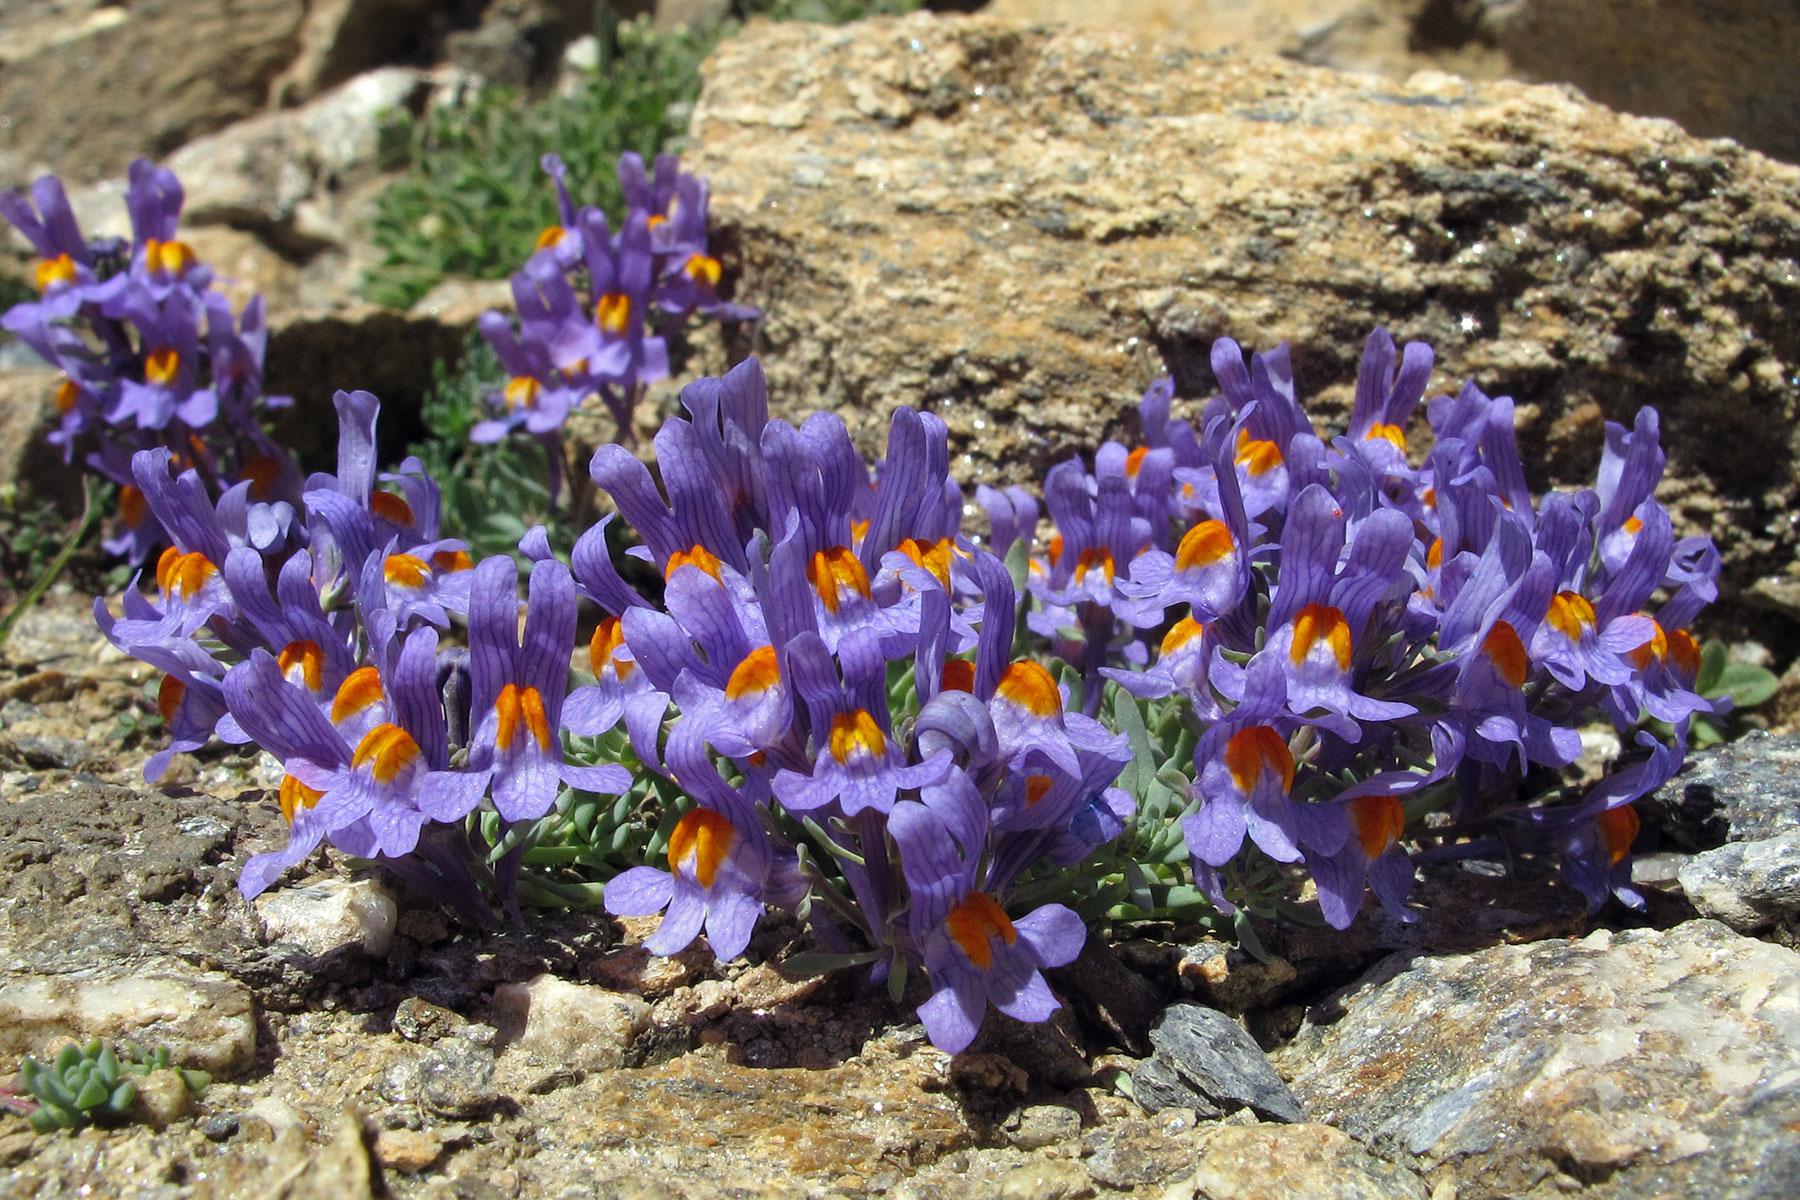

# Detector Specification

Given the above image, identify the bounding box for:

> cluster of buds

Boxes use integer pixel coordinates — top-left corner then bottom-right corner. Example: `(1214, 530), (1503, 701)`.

(1002, 329), (1720, 923)
(474, 153), (757, 450)
(3, 163), (295, 563)
(578, 359), (1132, 1053)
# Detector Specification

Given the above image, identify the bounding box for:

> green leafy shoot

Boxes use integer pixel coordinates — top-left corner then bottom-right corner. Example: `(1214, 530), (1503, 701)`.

(14, 1040), (209, 1133)
(1685, 639), (1782, 746)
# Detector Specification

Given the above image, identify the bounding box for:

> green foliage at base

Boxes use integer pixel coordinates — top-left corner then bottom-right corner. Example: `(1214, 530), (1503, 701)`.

(16, 1040), (209, 1133)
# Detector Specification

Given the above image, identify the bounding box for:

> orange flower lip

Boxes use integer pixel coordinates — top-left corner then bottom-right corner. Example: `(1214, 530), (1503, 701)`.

(591, 617), (634, 680)
(667, 544), (725, 582)
(828, 709), (888, 764)
(1546, 591), (1597, 642)
(351, 723), (422, 784)
(279, 774), (325, 823)
(669, 808), (735, 888)
(808, 546), (871, 613)
(495, 683), (555, 752)
(331, 666), (384, 722)
(1175, 520), (1233, 572)
(597, 292), (632, 336)
(383, 554), (431, 589)
(1482, 621), (1530, 689)
(725, 645), (779, 699)
(278, 640), (326, 693)
(1289, 603), (1353, 671)
(946, 892), (1016, 970)
(35, 253), (77, 293)
(1235, 428), (1284, 476)
(1349, 794), (1405, 859)
(1225, 726), (1295, 794)
(154, 547), (217, 598)
(996, 660), (1061, 718)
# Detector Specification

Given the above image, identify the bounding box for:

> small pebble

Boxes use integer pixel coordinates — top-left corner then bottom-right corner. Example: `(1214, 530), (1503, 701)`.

(202, 1113), (240, 1142)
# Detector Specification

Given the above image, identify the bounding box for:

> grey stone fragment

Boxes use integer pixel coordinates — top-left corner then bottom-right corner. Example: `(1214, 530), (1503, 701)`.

(1280, 921), (1800, 1200)
(1134, 1004), (1305, 1123)
(1678, 830), (1800, 933)
(418, 1041), (501, 1118)
(1641, 731), (1800, 849)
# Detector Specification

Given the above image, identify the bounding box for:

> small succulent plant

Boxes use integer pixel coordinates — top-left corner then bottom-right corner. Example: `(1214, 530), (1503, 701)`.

(15, 1040), (210, 1133)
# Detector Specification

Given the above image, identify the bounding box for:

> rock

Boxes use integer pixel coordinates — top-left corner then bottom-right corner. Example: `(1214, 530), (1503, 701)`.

(987, 0), (1397, 63)
(256, 877), (399, 959)
(203, 1112), (241, 1142)
(1080, 1113), (1205, 1190)
(1464, 1), (1800, 165)
(256, 1107), (377, 1200)
(418, 1040), (503, 1118)
(408, 276), (515, 327)
(0, 0), (307, 180)
(490, 974), (652, 1073)
(1279, 921), (1800, 1199)
(1677, 831), (1800, 936)
(1132, 1005), (1306, 1123)
(0, 365), (81, 515)
(373, 1126), (445, 1174)
(1176, 940), (1299, 1016)
(1184, 1123), (1430, 1200)
(391, 995), (469, 1043)
(127, 1068), (193, 1129)
(268, 0), (486, 108)
(0, 963), (257, 1077)
(996, 1159), (1094, 1200)
(689, 15), (1800, 637)
(169, 67), (426, 244)
(990, 1), (1800, 166)
(1642, 730), (1800, 849)
(1001, 1102), (1083, 1150)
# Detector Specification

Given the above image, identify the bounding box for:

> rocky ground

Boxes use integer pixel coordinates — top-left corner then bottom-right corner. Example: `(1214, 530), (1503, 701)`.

(2, 589), (1799, 1200)
(7, 2), (1800, 1198)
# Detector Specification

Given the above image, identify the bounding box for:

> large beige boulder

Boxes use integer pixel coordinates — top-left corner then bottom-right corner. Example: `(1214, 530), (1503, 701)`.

(688, 13), (1800, 633)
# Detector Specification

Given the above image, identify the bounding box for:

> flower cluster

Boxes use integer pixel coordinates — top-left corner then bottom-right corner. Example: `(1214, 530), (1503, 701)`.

(576, 359), (1132, 1052)
(3, 162), (295, 563)
(1007, 329), (1719, 923)
(473, 153), (757, 451)
(92, 385), (633, 923)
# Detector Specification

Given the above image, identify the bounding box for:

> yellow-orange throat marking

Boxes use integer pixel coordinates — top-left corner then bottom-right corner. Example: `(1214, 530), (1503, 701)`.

(351, 723), (421, 784)
(946, 892), (1017, 969)
(669, 808), (735, 888)
(495, 683), (554, 752)
(1225, 726), (1295, 794)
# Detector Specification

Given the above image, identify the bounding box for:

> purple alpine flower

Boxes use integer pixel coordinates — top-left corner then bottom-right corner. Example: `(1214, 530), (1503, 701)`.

(891, 785), (1085, 1054)
(464, 555), (633, 822)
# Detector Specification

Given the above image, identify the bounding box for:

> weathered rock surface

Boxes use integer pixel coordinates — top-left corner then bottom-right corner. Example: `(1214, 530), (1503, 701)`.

(256, 877), (399, 959)
(1462, 1), (1800, 166)
(490, 973), (651, 1073)
(1677, 832), (1800, 939)
(689, 14), (1800, 638)
(1643, 730), (1800, 850)
(1186, 1122), (1430, 1200)
(0, 0), (307, 180)
(1640, 732), (1800, 936)
(0, 964), (257, 1077)
(987, 1), (1800, 165)
(1279, 921), (1800, 1199)
(1132, 1004), (1306, 1122)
